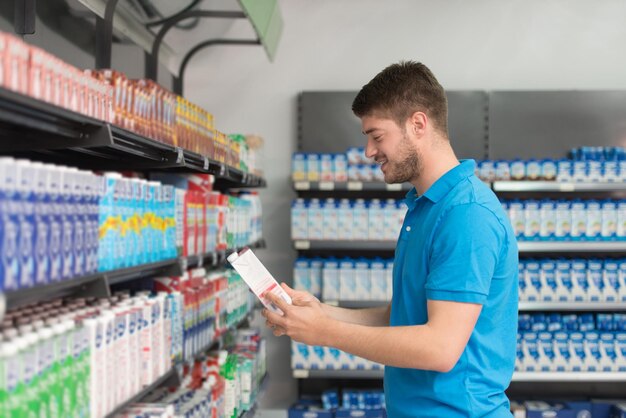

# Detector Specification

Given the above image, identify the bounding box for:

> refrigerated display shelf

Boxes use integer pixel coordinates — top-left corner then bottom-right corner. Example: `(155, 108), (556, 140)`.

(0, 87), (265, 188)
(517, 241), (626, 253)
(293, 240), (395, 251)
(492, 181), (626, 193)
(105, 366), (183, 418)
(293, 181), (410, 192)
(3, 239), (266, 310)
(293, 369), (626, 382)
(519, 301), (626, 311)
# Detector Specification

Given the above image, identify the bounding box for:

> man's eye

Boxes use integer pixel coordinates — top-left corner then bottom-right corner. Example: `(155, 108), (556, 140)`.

(373, 136), (382, 142)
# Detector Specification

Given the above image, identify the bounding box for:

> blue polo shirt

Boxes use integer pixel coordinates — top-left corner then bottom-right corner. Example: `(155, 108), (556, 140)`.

(385, 160), (518, 418)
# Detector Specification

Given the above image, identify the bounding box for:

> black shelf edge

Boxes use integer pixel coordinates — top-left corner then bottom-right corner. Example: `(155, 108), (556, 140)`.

(0, 87), (266, 187)
(105, 367), (182, 418)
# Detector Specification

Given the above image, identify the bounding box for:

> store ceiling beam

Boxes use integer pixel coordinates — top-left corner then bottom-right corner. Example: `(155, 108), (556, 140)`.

(172, 38), (260, 96)
(145, 10), (247, 81)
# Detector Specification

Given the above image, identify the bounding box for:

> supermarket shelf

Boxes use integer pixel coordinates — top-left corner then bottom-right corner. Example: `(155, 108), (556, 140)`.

(519, 301), (626, 311)
(517, 241), (626, 253)
(293, 369), (626, 382)
(293, 240), (395, 251)
(0, 87), (266, 188)
(512, 372), (626, 382)
(105, 366), (182, 418)
(493, 181), (626, 192)
(293, 369), (383, 379)
(239, 374), (269, 418)
(293, 181), (410, 192)
(324, 300), (390, 309)
(5, 239), (266, 310)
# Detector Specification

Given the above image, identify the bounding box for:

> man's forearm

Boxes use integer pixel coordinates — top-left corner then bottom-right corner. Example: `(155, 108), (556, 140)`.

(321, 304), (390, 326)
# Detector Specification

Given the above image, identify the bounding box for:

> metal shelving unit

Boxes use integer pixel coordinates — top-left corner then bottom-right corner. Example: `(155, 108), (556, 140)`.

(0, 87), (266, 188)
(293, 240), (395, 251)
(517, 241), (626, 253)
(293, 181), (410, 192)
(293, 369), (626, 382)
(4, 239), (266, 310)
(519, 302), (626, 311)
(492, 181), (626, 193)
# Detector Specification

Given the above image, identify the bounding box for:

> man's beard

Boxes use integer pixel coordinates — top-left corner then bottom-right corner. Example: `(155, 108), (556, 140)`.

(384, 133), (422, 184)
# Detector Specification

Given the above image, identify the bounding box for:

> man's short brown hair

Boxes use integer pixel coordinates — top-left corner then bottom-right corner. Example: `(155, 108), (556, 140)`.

(352, 61), (448, 137)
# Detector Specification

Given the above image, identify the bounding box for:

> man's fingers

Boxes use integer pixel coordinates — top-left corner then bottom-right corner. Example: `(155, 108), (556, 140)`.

(264, 291), (291, 312)
(281, 282), (296, 297)
(264, 309), (286, 328)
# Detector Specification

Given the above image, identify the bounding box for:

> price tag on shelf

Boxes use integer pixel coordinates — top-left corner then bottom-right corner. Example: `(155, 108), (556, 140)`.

(294, 240), (311, 250)
(347, 181), (363, 191)
(559, 183), (576, 192)
(203, 158), (209, 171)
(294, 181), (310, 190)
(212, 252), (219, 267)
(319, 181), (335, 190)
(180, 257), (188, 272)
(219, 164), (227, 176)
(175, 147), (185, 164)
(386, 183), (402, 191)
(198, 254), (204, 267)
(293, 369), (310, 379)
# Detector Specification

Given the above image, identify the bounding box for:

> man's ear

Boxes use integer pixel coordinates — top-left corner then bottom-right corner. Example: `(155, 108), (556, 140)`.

(407, 111), (428, 137)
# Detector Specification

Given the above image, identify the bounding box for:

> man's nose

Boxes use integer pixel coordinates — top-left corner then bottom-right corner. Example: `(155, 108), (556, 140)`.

(365, 139), (377, 159)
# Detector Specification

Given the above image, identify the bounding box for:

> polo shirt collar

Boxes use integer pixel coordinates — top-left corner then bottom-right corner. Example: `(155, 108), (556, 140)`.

(404, 159), (476, 208)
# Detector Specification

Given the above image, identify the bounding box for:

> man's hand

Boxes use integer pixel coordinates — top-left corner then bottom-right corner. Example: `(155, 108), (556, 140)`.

(262, 283), (333, 346)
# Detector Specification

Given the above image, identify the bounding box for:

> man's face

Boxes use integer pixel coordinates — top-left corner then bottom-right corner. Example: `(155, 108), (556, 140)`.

(361, 115), (422, 184)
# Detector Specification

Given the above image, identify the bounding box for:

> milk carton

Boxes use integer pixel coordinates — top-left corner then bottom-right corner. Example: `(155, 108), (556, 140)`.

(618, 201), (626, 239)
(588, 160), (602, 182)
(16, 160), (35, 288)
(322, 198), (338, 240)
(337, 199), (353, 240)
(524, 200), (541, 240)
(619, 260), (626, 302)
(554, 200), (571, 240)
(367, 199), (384, 241)
(382, 199), (398, 241)
(0, 158), (19, 291)
(601, 200), (617, 240)
(352, 199), (369, 240)
(395, 201), (407, 237)
(556, 159), (573, 182)
(309, 258), (323, 299)
(539, 260), (557, 301)
(620, 161), (626, 183)
(293, 258), (311, 293)
(539, 200), (556, 240)
(291, 153), (307, 182)
(322, 258), (340, 301)
(524, 260), (541, 301)
(306, 154), (320, 182)
(320, 154), (334, 182)
(339, 259), (356, 301)
(572, 161), (588, 182)
(599, 333), (616, 372)
(541, 159), (557, 181)
(479, 160), (495, 182)
(603, 160), (618, 182)
(291, 199), (308, 240)
(526, 160), (541, 181)
(508, 200), (525, 239)
(586, 200), (602, 240)
(603, 261), (619, 302)
(570, 259), (588, 302)
(584, 332), (601, 371)
(553, 332), (570, 371)
(537, 332), (554, 371)
(570, 200), (587, 240)
(495, 160), (511, 181)
(354, 258), (371, 300)
(370, 258), (387, 301)
(291, 341), (309, 369)
(518, 260), (527, 301)
(587, 260), (604, 302)
(555, 259), (572, 301)
(515, 333), (523, 371)
(616, 334), (626, 372)
(333, 154), (348, 182)
(522, 332), (539, 371)
(569, 332), (585, 372)
(510, 160), (526, 180)
(32, 163), (50, 286)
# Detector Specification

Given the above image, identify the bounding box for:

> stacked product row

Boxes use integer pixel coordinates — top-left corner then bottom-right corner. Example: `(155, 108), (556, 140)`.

(0, 266), (253, 418)
(503, 199), (626, 241)
(292, 147), (371, 183)
(0, 31), (263, 175)
(289, 390), (386, 418)
(116, 330), (267, 418)
(510, 400), (626, 418)
(519, 258), (626, 302)
(294, 257), (393, 301)
(0, 160), (262, 293)
(517, 313), (626, 373)
(291, 341), (383, 372)
(291, 198), (406, 241)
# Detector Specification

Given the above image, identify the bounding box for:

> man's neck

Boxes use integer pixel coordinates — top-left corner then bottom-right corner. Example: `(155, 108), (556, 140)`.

(411, 143), (459, 196)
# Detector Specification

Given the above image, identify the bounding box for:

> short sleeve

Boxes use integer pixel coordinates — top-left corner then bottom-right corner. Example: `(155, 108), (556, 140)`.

(425, 203), (505, 304)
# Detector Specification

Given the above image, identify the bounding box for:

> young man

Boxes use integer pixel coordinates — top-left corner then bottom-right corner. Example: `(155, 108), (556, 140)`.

(263, 61), (518, 418)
